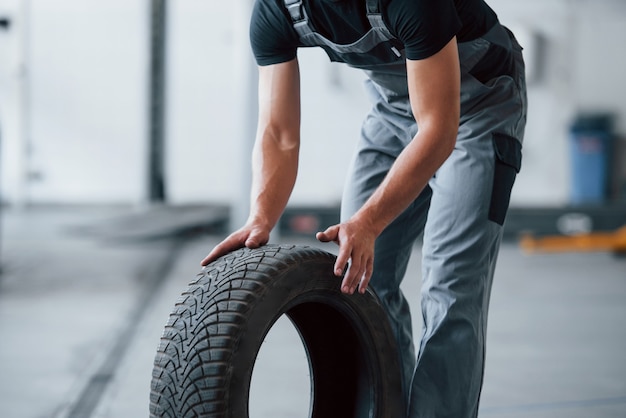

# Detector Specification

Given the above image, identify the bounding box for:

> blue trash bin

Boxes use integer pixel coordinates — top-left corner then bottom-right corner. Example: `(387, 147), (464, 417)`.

(569, 114), (614, 204)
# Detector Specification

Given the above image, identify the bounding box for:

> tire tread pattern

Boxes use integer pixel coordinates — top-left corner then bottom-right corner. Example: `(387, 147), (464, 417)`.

(150, 244), (331, 417)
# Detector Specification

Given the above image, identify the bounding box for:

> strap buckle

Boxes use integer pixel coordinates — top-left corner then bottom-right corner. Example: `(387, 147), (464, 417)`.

(285, 0), (306, 23)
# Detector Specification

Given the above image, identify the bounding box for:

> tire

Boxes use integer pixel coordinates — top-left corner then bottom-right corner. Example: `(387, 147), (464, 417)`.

(150, 244), (404, 417)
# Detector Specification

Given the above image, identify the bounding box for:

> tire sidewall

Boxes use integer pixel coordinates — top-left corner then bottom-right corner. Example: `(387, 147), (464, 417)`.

(227, 255), (403, 417)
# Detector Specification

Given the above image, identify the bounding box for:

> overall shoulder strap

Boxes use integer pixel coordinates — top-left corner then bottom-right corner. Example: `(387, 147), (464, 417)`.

(284, 0), (314, 38)
(365, 0), (394, 38)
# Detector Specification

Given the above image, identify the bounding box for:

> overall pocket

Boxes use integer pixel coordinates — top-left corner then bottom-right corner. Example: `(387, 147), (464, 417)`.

(489, 133), (522, 225)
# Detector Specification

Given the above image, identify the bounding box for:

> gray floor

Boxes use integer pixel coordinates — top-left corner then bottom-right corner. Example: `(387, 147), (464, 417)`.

(1, 206), (625, 418)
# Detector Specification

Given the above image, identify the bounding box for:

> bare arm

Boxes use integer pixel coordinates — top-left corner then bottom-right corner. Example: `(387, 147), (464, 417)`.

(317, 37), (460, 293)
(202, 59), (301, 265)
(351, 37), (460, 235)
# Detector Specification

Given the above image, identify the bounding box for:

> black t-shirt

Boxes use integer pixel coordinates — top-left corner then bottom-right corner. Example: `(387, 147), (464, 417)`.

(250, 0), (499, 66)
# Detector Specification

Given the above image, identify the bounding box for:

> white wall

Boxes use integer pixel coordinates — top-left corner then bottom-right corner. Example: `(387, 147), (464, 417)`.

(0, 0), (149, 205)
(164, 0), (238, 205)
(0, 0), (624, 207)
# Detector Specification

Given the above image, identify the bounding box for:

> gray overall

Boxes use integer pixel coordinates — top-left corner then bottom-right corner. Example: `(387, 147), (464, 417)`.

(284, 0), (527, 416)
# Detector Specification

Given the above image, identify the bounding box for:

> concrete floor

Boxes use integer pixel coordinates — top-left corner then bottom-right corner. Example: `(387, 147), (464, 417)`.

(0, 206), (625, 418)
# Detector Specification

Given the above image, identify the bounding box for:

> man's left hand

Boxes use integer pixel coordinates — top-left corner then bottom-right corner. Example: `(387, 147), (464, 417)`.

(316, 219), (376, 295)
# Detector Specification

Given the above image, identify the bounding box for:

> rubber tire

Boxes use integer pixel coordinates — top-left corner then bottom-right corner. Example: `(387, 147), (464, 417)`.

(150, 244), (404, 417)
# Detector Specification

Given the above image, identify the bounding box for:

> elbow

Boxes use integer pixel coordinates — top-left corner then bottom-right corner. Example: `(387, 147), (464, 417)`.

(444, 106), (460, 156)
(439, 108), (459, 158)
(418, 106), (459, 159)
(260, 124), (300, 152)
(442, 128), (457, 157)
(273, 132), (300, 153)
(421, 119), (458, 160)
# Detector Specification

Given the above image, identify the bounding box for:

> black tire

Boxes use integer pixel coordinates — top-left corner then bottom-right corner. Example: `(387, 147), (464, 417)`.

(150, 244), (404, 417)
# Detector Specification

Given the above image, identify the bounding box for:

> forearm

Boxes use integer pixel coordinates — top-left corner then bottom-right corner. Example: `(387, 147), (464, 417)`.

(247, 59), (301, 231)
(352, 128), (455, 235)
(248, 132), (299, 230)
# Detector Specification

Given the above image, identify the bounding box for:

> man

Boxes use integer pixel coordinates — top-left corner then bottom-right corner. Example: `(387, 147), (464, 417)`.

(202, 0), (527, 416)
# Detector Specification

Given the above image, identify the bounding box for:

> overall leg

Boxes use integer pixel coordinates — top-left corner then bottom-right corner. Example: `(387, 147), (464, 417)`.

(409, 129), (505, 418)
(341, 79), (429, 404)
(408, 26), (527, 418)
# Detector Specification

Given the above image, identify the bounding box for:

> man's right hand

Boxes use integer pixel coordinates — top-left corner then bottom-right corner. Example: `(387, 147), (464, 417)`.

(200, 224), (271, 266)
